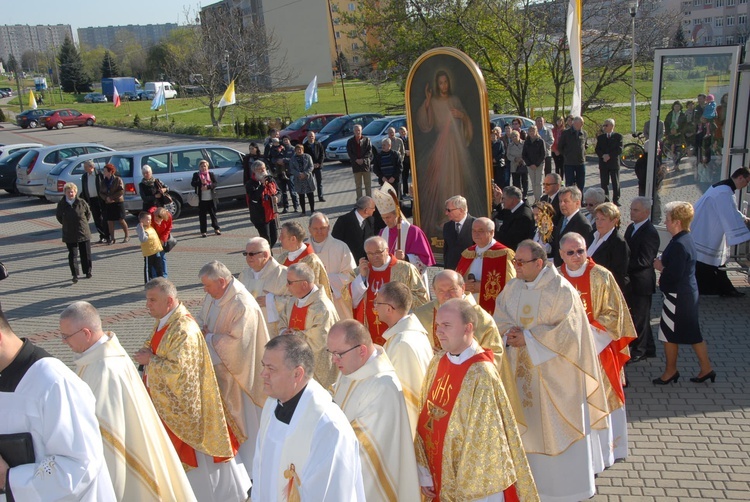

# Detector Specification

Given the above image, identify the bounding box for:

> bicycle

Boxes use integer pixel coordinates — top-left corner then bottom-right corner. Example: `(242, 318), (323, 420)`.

(620, 132), (646, 169)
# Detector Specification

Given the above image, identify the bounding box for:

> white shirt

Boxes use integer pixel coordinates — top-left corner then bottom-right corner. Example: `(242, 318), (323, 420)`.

(588, 227), (615, 257)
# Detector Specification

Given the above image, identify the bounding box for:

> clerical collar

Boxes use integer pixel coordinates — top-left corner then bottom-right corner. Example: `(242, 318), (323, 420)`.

(446, 339), (481, 364)
(0, 338), (52, 392)
(713, 177), (737, 191)
(297, 285), (319, 307)
(157, 304), (180, 330)
(81, 334), (108, 356)
(372, 256), (392, 272)
(565, 262), (587, 278)
(310, 237), (327, 253)
(525, 265), (550, 289)
(287, 243), (307, 262)
(274, 384), (308, 424)
(475, 239), (496, 256)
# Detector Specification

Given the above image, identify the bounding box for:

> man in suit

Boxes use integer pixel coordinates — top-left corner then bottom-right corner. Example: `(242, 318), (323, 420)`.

(595, 118), (624, 206)
(81, 160), (110, 243)
(442, 195), (475, 270)
(495, 186), (535, 252)
(624, 197), (660, 362)
(539, 173), (562, 223)
(331, 196), (377, 263)
(346, 124), (373, 199)
(551, 186), (593, 267)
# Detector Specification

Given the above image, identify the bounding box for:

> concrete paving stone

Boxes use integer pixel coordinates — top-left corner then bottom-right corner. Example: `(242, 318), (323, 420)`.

(724, 490), (750, 499)
(706, 473), (731, 481)
(678, 480), (716, 489)
(724, 482), (750, 491)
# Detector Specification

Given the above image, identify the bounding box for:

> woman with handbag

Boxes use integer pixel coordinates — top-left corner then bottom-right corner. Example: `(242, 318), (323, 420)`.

(245, 160), (279, 247)
(99, 164), (130, 244)
(139, 165), (170, 211)
(150, 207), (173, 277)
(289, 144), (316, 215)
(191, 160), (221, 238)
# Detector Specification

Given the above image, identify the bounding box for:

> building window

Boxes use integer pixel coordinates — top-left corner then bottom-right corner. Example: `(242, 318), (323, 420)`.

(331, 4), (338, 12)
(727, 0), (735, 5)
(716, 36), (723, 44)
(694, 0), (701, 5)
(716, 0), (724, 6)
(706, 0), (712, 3)
(333, 18), (340, 25)
(704, 17), (712, 23)
(353, 56), (360, 63)
(335, 31), (341, 39)
(716, 17), (723, 26)
(727, 35), (735, 43)
(740, 35), (747, 43)
(740, 14), (747, 24)
(351, 42), (359, 50)
(693, 18), (700, 24)
(727, 15), (735, 26)
(740, 0), (748, 4)
(348, 2), (356, 10)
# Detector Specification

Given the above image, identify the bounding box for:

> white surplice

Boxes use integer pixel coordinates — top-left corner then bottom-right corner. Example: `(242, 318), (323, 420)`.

(692, 183), (750, 265)
(309, 234), (356, 320)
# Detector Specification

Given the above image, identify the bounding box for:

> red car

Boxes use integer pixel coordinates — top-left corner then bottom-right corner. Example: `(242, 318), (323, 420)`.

(43, 109), (97, 130)
(279, 114), (343, 144)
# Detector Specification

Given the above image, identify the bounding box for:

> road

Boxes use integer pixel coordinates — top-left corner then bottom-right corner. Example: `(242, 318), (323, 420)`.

(0, 124), (749, 501)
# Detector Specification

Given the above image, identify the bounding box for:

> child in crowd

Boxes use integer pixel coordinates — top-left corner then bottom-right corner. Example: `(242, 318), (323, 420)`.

(150, 207), (173, 278)
(136, 211), (163, 283)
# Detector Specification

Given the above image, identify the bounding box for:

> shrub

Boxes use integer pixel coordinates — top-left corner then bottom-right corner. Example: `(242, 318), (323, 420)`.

(133, 113), (141, 127)
(0, 108), (6, 123)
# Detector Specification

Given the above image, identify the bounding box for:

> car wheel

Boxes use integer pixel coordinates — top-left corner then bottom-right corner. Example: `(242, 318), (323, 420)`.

(85, 119), (94, 126)
(55, 122), (63, 130)
(28, 121), (38, 128)
(165, 193), (182, 219)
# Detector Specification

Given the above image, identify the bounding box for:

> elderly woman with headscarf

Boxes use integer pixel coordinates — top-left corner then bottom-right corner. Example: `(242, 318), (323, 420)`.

(99, 163), (130, 244)
(139, 165), (170, 211)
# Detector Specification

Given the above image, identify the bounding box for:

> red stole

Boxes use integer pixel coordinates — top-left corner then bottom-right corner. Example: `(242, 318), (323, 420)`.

(145, 320), (238, 467)
(352, 255), (396, 345)
(454, 243), (509, 315)
(561, 259), (629, 404)
(284, 243), (314, 266)
(289, 303), (310, 331)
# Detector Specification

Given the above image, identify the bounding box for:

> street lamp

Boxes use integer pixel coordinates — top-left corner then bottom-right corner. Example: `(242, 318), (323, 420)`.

(47, 27), (63, 102)
(630, 2), (638, 135)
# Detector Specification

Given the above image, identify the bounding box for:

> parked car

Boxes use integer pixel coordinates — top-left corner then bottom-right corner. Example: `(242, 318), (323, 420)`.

(44, 151), (120, 203)
(489, 114), (549, 135)
(15, 109), (54, 129)
(0, 90), (10, 98)
(279, 114), (343, 145)
(0, 149), (35, 194)
(121, 91), (140, 101)
(0, 87), (12, 97)
(325, 115), (407, 162)
(16, 143), (113, 198)
(43, 109), (97, 130)
(107, 144), (245, 218)
(310, 113), (384, 150)
(0, 143), (43, 160)
(83, 93), (107, 103)
(138, 90), (155, 100)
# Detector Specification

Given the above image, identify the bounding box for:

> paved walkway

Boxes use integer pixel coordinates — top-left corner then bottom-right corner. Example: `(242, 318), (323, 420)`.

(0, 148), (748, 500)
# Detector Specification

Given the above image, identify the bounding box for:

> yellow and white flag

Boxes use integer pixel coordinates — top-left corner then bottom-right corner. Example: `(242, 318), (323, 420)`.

(28, 90), (37, 110)
(218, 80), (236, 108)
(566, 0), (583, 117)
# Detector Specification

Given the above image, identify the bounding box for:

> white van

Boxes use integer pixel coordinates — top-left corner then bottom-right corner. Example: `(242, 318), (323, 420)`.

(145, 81), (177, 99)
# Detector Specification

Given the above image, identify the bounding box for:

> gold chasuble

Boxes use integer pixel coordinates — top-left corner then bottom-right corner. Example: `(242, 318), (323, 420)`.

(415, 349), (539, 502)
(454, 242), (516, 315)
(279, 243), (333, 301)
(560, 259), (637, 412)
(143, 304), (235, 469)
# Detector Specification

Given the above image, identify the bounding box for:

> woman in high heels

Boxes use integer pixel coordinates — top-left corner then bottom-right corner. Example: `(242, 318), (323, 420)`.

(652, 201), (715, 385)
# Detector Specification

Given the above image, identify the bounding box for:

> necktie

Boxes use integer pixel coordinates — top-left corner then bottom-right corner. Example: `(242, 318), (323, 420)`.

(455, 222), (461, 234)
(561, 217), (569, 230)
(607, 133), (611, 138)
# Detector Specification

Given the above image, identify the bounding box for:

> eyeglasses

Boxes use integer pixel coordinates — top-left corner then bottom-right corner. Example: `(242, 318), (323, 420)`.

(542, 182), (558, 186)
(287, 279), (306, 285)
(512, 258), (539, 266)
(564, 249), (586, 257)
(584, 202), (597, 207)
(242, 251), (264, 257)
(373, 301), (394, 309)
(326, 344), (362, 359)
(444, 207), (460, 213)
(59, 327), (86, 341)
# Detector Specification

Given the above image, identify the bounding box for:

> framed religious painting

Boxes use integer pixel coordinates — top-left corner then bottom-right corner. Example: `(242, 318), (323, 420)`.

(405, 47), (493, 263)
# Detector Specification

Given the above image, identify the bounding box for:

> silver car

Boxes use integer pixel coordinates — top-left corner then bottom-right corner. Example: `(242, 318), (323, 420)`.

(44, 151), (121, 203)
(16, 143), (114, 198)
(325, 115), (407, 163)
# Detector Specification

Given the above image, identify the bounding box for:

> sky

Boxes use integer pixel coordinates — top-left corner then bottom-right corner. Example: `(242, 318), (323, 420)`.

(3, 0), (209, 33)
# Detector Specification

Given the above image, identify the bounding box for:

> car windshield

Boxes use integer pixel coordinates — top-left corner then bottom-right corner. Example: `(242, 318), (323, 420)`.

(362, 119), (389, 135)
(285, 117), (308, 131)
(0, 150), (29, 166)
(17, 150), (38, 170)
(319, 116), (349, 134)
(49, 160), (73, 175)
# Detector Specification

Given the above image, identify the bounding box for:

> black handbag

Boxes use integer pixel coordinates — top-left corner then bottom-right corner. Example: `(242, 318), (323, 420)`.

(163, 235), (177, 252)
(0, 261), (8, 280)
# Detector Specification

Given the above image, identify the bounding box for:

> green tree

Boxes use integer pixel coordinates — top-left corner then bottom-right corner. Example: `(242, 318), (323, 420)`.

(672, 27), (688, 48)
(101, 51), (120, 78)
(59, 37), (91, 93)
(338, 52), (350, 74)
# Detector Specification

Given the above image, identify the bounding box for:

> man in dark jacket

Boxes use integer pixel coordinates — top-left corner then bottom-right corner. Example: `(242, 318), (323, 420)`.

(557, 116), (588, 191)
(550, 186), (593, 266)
(442, 195), (475, 270)
(81, 160), (109, 243)
(304, 131), (326, 202)
(494, 186), (535, 251)
(346, 124), (373, 200)
(269, 137), (298, 212)
(522, 125), (547, 202)
(331, 196), (377, 263)
(372, 138), (403, 197)
(245, 160), (279, 248)
(595, 118), (624, 206)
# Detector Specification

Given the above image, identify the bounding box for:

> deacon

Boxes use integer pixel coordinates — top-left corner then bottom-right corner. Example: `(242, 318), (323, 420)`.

(373, 182), (435, 285)
(253, 335), (365, 501)
(455, 217), (516, 315)
(349, 236), (429, 344)
(238, 237), (289, 337)
(559, 233), (637, 468)
(196, 261), (270, 477)
(493, 240), (608, 502)
(0, 310), (115, 501)
(278, 221), (332, 299)
(329, 320), (421, 501)
(308, 212), (356, 320)
(60, 301), (195, 501)
(416, 299), (539, 502)
(374, 282), (434, 436)
(135, 278), (251, 501)
(278, 263), (340, 389)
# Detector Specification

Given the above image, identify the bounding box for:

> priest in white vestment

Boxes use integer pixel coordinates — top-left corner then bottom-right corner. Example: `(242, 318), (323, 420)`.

(373, 281), (434, 437)
(238, 237), (289, 337)
(253, 334), (365, 501)
(0, 311), (115, 501)
(60, 301), (196, 501)
(197, 261), (270, 479)
(329, 319), (421, 502)
(308, 212), (356, 320)
(494, 240), (610, 502)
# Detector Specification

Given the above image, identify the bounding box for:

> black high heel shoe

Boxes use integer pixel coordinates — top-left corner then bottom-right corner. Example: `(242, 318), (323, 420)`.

(652, 372), (680, 385)
(689, 370), (716, 383)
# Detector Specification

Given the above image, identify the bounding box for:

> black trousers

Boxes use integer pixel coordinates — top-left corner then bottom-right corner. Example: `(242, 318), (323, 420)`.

(313, 168), (323, 199)
(695, 260), (737, 295)
(87, 197), (110, 240)
(544, 155), (552, 176)
(599, 167), (621, 203)
(252, 218), (278, 248)
(144, 254), (164, 284)
(402, 155), (411, 195)
(552, 153), (564, 180)
(66, 241), (92, 278)
(512, 172), (528, 198)
(625, 291), (656, 358)
(198, 200), (220, 234)
(299, 192), (315, 213)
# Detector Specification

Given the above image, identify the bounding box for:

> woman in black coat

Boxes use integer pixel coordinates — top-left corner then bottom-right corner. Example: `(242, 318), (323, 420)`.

(588, 202), (630, 291)
(245, 160), (279, 247)
(55, 183), (92, 283)
(652, 201), (715, 385)
(191, 160), (221, 237)
(139, 165), (169, 211)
